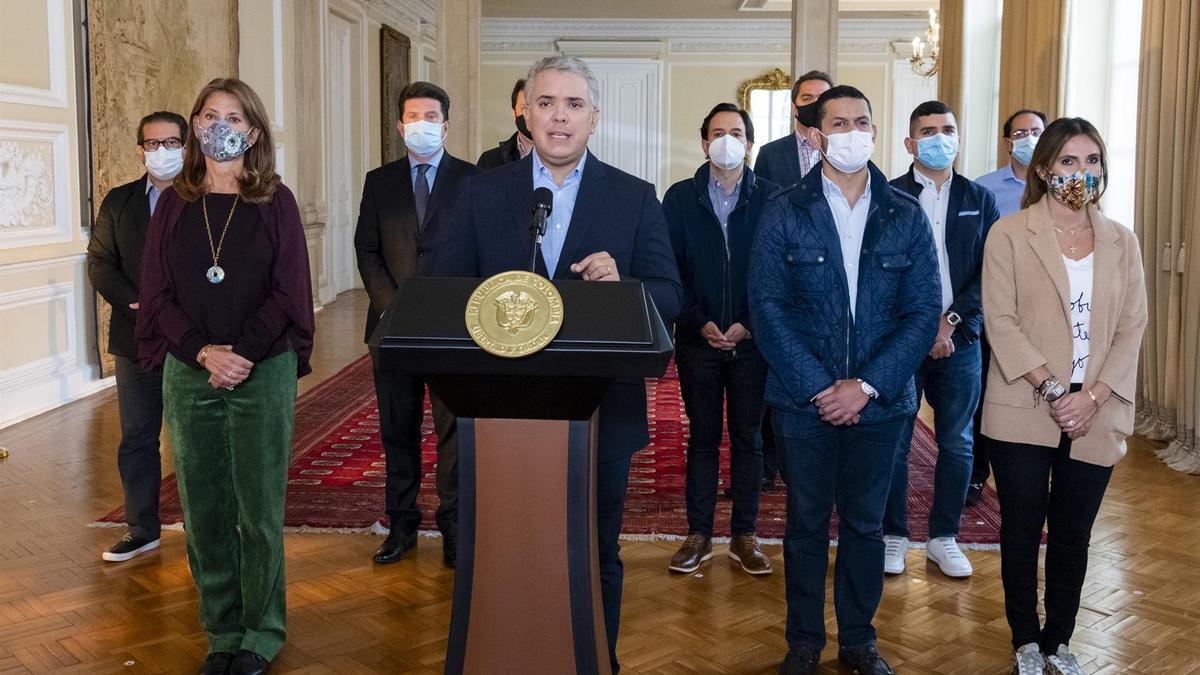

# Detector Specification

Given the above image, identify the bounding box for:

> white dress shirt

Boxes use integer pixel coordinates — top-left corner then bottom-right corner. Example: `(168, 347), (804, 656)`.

(913, 169), (955, 311)
(821, 172), (871, 320)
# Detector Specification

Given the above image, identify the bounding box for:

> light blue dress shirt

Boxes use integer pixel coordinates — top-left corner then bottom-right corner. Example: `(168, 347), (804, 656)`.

(409, 148), (444, 191)
(533, 149), (587, 277)
(821, 172), (872, 320)
(707, 173), (742, 254)
(145, 177), (161, 217)
(975, 162), (1025, 217)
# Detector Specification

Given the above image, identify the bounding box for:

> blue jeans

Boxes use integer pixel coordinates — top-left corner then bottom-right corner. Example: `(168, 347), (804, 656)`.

(114, 354), (164, 541)
(773, 408), (905, 649)
(883, 341), (981, 539)
(676, 343), (767, 537)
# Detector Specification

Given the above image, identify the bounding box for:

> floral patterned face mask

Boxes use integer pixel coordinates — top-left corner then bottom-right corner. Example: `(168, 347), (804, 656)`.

(1045, 170), (1100, 210)
(199, 119), (252, 162)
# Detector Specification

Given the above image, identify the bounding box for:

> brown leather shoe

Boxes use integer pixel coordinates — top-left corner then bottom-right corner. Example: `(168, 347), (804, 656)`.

(729, 533), (773, 575)
(668, 533), (713, 573)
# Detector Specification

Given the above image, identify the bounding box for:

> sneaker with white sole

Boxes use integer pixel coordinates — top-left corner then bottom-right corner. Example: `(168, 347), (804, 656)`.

(883, 535), (908, 575)
(1045, 644), (1084, 675)
(102, 532), (161, 562)
(1013, 643), (1044, 675)
(926, 536), (973, 577)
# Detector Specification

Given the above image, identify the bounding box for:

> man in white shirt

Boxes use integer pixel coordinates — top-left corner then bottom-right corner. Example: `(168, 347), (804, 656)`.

(885, 101), (1001, 581)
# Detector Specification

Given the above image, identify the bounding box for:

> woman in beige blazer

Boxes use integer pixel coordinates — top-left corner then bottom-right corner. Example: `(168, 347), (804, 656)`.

(981, 117), (1147, 675)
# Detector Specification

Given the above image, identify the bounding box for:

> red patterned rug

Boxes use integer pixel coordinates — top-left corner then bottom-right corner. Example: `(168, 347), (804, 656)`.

(97, 356), (1003, 546)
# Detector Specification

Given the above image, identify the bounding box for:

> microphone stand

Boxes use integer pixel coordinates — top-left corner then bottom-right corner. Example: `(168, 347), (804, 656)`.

(530, 211), (548, 274)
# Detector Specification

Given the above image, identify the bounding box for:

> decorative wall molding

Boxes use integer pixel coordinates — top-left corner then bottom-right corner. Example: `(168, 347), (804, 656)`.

(0, 0), (69, 108)
(0, 120), (73, 248)
(481, 16), (928, 55)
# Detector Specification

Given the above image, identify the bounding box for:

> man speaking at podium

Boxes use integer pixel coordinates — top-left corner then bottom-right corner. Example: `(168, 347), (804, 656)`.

(436, 55), (682, 673)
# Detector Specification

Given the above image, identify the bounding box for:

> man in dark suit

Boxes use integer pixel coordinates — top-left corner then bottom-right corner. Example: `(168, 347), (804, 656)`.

(87, 110), (188, 563)
(354, 81), (480, 568)
(437, 56), (682, 673)
(883, 100), (1001, 580)
(476, 78), (533, 170)
(749, 86), (941, 675)
(752, 70), (833, 189)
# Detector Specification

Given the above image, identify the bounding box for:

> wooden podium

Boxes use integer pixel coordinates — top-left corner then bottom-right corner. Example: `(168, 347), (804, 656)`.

(370, 277), (673, 675)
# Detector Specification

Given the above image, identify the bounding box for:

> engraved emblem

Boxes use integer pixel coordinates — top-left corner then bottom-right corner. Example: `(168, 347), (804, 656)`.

(465, 271), (564, 358)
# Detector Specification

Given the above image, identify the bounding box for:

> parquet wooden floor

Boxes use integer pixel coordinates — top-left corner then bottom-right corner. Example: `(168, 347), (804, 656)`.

(2, 290), (1199, 674)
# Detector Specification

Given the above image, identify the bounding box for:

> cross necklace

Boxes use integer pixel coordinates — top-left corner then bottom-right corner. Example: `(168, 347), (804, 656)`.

(1053, 217), (1092, 258)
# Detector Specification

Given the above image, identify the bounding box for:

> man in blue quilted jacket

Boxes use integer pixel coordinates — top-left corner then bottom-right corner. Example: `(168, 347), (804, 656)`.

(748, 85), (941, 675)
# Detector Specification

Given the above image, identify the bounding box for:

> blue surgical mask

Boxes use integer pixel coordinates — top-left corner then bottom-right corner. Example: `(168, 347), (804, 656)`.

(403, 120), (445, 157)
(915, 133), (958, 170)
(1011, 135), (1037, 166)
(199, 119), (251, 162)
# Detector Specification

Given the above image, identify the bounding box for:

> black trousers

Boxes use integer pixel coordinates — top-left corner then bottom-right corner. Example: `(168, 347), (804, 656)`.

(113, 355), (164, 540)
(372, 365), (458, 538)
(988, 426), (1112, 651)
(970, 336), (992, 485)
(675, 343), (766, 537)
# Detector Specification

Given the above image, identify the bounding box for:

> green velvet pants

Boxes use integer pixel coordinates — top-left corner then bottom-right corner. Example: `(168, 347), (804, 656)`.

(163, 350), (297, 659)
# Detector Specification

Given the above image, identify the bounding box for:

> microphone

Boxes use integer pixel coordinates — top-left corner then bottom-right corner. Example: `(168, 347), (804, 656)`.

(530, 187), (554, 273)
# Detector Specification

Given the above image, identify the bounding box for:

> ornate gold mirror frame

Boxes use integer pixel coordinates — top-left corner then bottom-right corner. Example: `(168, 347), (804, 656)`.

(737, 68), (792, 111)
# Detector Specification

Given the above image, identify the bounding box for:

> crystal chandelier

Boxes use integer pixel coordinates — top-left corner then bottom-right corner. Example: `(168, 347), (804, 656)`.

(910, 8), (941, 77)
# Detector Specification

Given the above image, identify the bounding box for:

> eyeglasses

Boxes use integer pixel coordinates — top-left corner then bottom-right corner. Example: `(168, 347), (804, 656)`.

(140, 138), (183, 151)
(1009, 129), (1043, 140)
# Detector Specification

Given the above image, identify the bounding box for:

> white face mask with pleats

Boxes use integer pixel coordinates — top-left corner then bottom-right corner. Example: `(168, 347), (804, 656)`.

(819, 129), (874, 173)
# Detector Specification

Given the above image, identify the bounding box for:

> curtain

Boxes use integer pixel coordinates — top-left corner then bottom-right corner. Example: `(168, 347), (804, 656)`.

(937, 0), (964, 117)
(997, 0), (1065, 166)
(1134, 0), (1200, 473)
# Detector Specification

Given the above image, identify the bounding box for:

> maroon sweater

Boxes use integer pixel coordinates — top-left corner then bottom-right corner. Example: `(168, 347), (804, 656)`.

(136, 184), (315, 377)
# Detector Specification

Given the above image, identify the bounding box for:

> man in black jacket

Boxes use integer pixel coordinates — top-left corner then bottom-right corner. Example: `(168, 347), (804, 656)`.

(87, 110), (188, 563)
(663, 103), (776, 577)
(476, 78), (533, 170)
(883, 100), (1000, 580)
(354, 81), (480, 567)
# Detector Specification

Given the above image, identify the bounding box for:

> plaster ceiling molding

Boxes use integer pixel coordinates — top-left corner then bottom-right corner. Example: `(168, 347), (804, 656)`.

(481, 40), (556, 53)
(838, 16), (928, 53)
(0, 140), (53, 230)
(366, 0), (436, 29)
(556, 40), (667, 59)
(739, 0), (937, 10)
(670, 40), (789, 53)
(483, 17), (791, 54)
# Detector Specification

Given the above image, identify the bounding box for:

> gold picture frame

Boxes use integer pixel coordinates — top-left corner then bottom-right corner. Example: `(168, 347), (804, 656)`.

(737, 68), (792, 112)
(381, 25), (412, 163)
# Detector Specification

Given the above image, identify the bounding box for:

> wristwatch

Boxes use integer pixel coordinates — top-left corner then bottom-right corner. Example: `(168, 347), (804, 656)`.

(944, 311), (962, 326)
(856, 378), (879, 399)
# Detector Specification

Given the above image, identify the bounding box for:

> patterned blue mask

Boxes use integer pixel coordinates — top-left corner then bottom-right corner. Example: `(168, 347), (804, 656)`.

(199, 119), (251, 162)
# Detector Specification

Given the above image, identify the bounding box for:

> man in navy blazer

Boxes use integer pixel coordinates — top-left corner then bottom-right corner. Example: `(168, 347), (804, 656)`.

(750, 86), (941, 675)
(355, 81), (480, 568)
(882, 101), (1001, 581)
(436, 56), (682, 673)
(752, 70), (832, 188)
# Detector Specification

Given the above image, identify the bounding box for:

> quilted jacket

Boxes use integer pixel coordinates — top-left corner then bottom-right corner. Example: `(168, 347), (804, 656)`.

(748, 161), (942, 422)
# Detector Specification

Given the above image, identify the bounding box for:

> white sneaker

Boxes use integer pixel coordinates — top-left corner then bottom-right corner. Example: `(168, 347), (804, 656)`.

(1045, 644), (1084, 675)
(926, 536), (973, 577)
(1013, 643), (1045, 675)
(883, 535), (908, 575)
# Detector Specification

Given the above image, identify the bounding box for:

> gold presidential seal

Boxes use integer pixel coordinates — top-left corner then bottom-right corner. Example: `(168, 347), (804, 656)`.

(465, 271), (564, 358)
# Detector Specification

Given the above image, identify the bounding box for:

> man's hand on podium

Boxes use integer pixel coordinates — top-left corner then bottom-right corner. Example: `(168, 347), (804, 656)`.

(571, 251), (620, 282)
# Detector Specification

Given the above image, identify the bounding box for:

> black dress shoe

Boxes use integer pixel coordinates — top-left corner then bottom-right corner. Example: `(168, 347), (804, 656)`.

(198, 652), (234, 675)
(761, 474), (777, 492)
(838, 644), (894, 675)
(778, 644), (821, 675)
(373, 530), (417, 564)
(229, 650), (270, 675)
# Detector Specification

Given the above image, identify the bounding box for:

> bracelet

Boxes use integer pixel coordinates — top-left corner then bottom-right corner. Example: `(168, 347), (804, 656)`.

(1087, 389), (1101, 410)
(197, 344), (212, 367)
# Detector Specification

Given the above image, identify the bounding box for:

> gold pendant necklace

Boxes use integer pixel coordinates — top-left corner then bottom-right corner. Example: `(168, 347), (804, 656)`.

(202, 194), (239, 284)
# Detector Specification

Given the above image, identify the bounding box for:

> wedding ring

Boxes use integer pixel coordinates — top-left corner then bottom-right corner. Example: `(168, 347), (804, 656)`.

(227, 369), (233, 377)
(1067, 419), (1076, 427)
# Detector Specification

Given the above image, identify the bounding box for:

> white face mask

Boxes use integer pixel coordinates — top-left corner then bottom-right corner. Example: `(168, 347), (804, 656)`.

(143, 146), (184, 181)
(707, 135), (747, 171)
(820, 129), (874, 174)
(403, 120), (445, 157)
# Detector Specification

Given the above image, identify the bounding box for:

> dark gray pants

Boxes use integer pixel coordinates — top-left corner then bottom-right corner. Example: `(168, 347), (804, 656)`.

(113, 354), (164, 540)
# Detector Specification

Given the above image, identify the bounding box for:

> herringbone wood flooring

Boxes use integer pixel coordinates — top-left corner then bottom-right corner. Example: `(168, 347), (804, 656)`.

(2, 290), (1199, 674)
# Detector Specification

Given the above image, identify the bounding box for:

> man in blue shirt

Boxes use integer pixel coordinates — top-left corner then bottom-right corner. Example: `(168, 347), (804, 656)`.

(750, 86), (941, 675)
(88, 111), (188, 564)
(663, 103), (777, 577)
(975, 109), (1047, 217)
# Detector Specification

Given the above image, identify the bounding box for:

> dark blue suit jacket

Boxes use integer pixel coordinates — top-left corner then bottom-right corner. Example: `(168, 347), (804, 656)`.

(753, 134), (803, 188)
(662, 163), (776, 349)
(889, 165), (1001, 345)
(748, 161), (942, 422)
(436, 153), (683, 460)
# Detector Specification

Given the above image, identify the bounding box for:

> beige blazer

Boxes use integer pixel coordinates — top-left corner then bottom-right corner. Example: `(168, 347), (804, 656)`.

(981, 196), (1147, 466)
